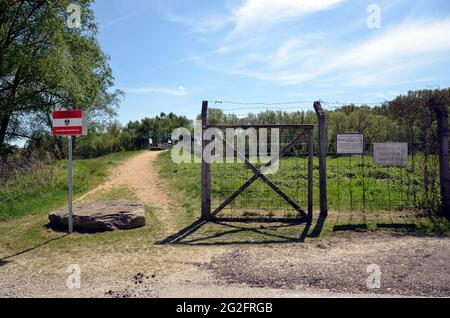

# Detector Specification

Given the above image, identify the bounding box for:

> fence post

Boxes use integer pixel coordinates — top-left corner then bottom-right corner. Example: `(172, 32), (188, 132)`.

(201, 101), (211, 219)
(314, 101), (328, 218)
(308, 128), (314, 224)
(436, 106), (450, 218)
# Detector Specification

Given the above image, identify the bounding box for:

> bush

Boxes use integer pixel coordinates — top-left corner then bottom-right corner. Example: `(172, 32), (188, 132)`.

(367, 170), (391, 180)
(0, 149), (53, 183)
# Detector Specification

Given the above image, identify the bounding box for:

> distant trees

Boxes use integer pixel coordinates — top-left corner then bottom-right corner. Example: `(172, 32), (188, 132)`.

(203, 88), (449, 151)
(25, 113), (192, 159)
(389, 89), (450, 152)
(120, 112), (192, 151)
(0, 0), (121, 155)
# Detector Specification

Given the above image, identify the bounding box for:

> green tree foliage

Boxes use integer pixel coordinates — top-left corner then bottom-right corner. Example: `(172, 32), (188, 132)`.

(75, 121), (123, 158)
(203, 89), (449, 151)
(121, 112), (192, 151)
(389, 89), (450, 152)
(25, 113), (192, 158)
(0, 0), (121, 155)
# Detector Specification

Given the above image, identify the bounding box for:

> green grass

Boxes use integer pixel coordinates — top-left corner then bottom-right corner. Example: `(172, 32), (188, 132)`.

(0, 204), (162, 257)
(155, 151), (449, 240)
(156, 152), (441, 215)
(0, 151), (143, 221)
(0, 150), (447, 257)
(84, 185), (138, 202)
(0, 179), (163, 258)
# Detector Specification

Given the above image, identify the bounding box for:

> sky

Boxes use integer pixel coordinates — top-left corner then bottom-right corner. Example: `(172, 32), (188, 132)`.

(92, 0), (450, 124)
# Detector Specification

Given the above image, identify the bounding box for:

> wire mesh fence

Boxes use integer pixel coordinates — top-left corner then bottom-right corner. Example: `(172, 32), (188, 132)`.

(327, 143), (440, 223)
(202, 99), (443, 224)
(209, 127), (312, 219)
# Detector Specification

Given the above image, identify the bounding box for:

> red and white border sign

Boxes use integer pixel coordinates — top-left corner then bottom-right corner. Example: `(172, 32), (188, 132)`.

(52, 110), (88, 136)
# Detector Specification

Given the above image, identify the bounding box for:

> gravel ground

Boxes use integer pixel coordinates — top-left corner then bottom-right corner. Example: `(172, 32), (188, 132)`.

(1, 230), (449, 298)
(206, 232), (450, 297)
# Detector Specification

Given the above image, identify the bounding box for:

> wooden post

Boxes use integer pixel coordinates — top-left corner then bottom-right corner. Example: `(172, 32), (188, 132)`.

(314, 101), (328, 218)
(436, 106), (450, 218)
(201, 101), (211, 219)
(308, 128), (314, 224)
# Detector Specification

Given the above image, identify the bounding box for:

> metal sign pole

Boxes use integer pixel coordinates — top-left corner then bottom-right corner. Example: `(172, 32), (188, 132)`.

(68, 135), (73, 234)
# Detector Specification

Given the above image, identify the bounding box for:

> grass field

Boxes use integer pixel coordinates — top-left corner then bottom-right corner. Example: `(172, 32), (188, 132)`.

(0, 185), (162, 261)
(156, 152), (440, 213)
(0, 150), (447, 257)
(0, 151), (143, 221)
(0, 151), (165, 258)
(155, 151), (449, 236)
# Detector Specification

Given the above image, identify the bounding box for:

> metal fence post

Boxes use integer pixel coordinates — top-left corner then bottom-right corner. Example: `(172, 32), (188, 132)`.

(314, 101), (328, 218)
(201, 101), (211, 219)
(68, 135), (73, 233)
(436, 106), (450, 218)
(308, 128), (314, 224)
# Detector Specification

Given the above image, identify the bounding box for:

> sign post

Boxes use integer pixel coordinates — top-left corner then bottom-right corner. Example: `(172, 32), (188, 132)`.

(68, 135), (73, 233)
(52, 110), (88, 234)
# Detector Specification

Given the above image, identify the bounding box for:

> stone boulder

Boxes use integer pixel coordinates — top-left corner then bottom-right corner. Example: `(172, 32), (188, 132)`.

(49, 201), (146, 232)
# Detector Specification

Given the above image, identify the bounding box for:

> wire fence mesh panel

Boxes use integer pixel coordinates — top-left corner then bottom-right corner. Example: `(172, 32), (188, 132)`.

(327, 142), (441, 226)
(200, 99), (444, 227)
(208, 126), (313, 221)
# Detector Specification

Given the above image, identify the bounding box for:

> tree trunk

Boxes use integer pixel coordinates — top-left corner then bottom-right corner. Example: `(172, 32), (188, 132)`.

(0, 112), (11, 152)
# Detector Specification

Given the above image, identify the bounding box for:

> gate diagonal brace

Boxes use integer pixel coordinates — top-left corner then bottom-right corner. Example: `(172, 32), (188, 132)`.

(212, 128), (309, 217)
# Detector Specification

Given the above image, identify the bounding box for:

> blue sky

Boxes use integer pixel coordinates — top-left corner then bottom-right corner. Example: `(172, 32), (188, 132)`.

(92, 0), (450, 123)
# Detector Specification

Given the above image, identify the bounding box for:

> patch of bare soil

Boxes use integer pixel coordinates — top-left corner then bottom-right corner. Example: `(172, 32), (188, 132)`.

(207, 232), (450, 297)
(78, 151), (178, 233)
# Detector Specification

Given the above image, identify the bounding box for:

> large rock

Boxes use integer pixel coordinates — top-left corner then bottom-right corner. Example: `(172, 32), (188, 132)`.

(49, 201), (146, 232)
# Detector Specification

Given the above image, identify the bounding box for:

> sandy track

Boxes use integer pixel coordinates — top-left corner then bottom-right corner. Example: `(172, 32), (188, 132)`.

(78, 151), (177, 233)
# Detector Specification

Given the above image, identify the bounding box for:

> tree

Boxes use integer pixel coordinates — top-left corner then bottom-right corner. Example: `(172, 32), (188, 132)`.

(0, 0), (121, 155)
(122, 113), (192, 151)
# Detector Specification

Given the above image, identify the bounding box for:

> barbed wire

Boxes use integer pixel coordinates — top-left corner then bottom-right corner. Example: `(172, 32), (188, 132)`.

(211, 100), (317, 106)
(219, 105), (318, 112)
(209, 99), (388, 113)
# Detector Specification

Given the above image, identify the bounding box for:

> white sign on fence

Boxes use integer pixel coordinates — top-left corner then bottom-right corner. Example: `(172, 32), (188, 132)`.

(374, 143), (408, 167)
(337, 134), (364, 154)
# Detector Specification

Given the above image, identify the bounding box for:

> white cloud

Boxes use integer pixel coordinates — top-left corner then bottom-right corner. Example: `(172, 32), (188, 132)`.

(103, 14), (136, 29)
(164, 1), (450, 88)
(206, 18), (450, 87)
(102, 7), (153, 29)
(338, 20), (450, 67)
(167, 13), (230, 33)
(308, 19), (450, 85)
(229, 0), (345, 36)
(125, 86), (189, 96)
(167, 0), (344, 36)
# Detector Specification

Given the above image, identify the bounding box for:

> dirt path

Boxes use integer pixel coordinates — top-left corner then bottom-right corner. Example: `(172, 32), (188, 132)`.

(78, 151), (177, 233)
